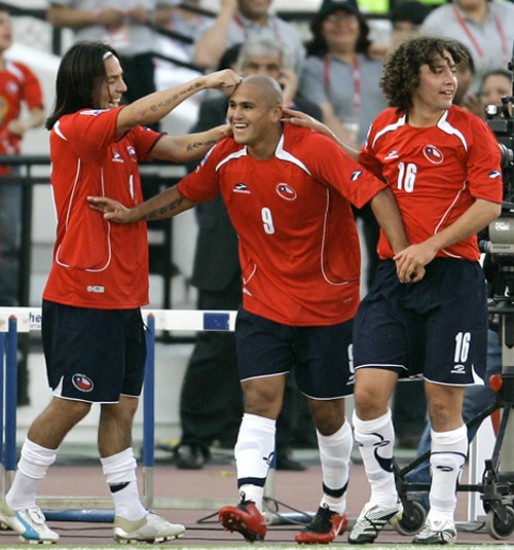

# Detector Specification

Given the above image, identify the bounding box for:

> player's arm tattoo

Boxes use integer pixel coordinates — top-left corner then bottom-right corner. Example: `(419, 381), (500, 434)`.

(149, 83), (202, 114)
(142, 194), (186, 221)
(186, 138), (217, 152)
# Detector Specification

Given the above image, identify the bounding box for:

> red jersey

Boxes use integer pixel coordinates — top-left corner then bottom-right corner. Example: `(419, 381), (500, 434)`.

(178, 124), (387, 326)
(0, 60), (44, 175)
(359, 105), (503, 261)
(43, 107), (161, 309)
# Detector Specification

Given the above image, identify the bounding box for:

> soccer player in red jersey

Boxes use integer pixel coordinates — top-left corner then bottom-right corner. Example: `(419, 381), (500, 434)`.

(0, 8), (45, 308)
(349, 36), (502, 546)
(0, 40), (241, 544)
(285, 35), (504, 545)
(89, 74), (414, 544)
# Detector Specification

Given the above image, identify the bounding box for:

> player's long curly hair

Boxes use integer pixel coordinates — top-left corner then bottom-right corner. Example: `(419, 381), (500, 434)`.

(381, 35), (468, 113)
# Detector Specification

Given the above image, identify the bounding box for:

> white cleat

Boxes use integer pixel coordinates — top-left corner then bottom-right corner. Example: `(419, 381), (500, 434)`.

(0, 496), (59, 544)
(113, 511), (185, 543)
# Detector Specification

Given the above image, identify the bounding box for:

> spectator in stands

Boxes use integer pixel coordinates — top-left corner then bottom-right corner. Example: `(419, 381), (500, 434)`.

(0, 40), (241, 544)
(420, 0), (514, 92)
(193, 0), (305, 74)
(47, 0), (175, 129)
(478, 68), (512, 109)
(390, 1), (431, 49)
(0, 8), (45, 308)
(298, 0), (386, 293)
(173, 36), (320, 472)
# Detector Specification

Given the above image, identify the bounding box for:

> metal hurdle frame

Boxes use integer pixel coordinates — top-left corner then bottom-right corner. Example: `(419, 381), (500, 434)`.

(0, 306), (237, 521)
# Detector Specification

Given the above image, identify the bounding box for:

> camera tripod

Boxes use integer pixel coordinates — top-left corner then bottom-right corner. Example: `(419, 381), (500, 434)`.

(392, 264), (514, 541)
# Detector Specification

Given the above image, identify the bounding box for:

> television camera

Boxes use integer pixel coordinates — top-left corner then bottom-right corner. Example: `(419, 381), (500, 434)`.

(483, 62), (514, 264)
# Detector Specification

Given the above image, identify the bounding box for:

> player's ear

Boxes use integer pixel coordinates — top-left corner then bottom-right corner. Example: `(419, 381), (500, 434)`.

(271, 104), (283, 123)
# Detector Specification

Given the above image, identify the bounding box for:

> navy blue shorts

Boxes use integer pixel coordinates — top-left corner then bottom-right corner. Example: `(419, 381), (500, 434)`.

(41, 301), (146, 403)
(353, 259), (488, 386)
(235, 308), (354, 399)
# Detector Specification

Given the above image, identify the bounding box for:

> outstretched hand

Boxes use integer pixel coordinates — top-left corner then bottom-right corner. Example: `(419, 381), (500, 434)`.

(87, 196), (133, 223)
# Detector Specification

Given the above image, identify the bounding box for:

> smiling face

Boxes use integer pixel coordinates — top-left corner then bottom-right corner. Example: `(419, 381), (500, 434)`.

(227, 77), (282, 158)
(411, 50), (458, 117)
(321, 9), (360, 54)
(95, 54), (127, 110)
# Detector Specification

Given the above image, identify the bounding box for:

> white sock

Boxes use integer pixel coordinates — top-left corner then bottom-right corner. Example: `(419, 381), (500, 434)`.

(101, 448), (146, 521)
(7, 439), (57, 510)
(428, 425), (467, 522)
(352, 409), (398, 506)
(317, 420), (352, 514)
(234, 413), (276, 512)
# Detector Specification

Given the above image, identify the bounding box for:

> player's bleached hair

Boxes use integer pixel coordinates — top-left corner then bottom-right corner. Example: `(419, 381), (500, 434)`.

(381, 35), (468, 113)
(236, 35), (294, 73)
(46, 40), (120, 130)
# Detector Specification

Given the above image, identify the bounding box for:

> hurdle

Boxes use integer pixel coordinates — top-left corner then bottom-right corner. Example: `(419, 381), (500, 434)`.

(0, 306), (237, 521)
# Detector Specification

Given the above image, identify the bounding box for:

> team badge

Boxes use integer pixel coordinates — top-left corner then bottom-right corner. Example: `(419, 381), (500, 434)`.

(72, 373), (94, 392)
(276, 183), (297, 201)
(423, 145), (444, 164)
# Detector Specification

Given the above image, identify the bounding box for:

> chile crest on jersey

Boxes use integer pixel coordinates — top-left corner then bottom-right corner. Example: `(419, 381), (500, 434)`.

(423, 144), (444, 164)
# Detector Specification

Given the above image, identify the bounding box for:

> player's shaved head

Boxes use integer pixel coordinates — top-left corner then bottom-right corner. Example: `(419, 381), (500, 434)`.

(236, 75), (283, 107)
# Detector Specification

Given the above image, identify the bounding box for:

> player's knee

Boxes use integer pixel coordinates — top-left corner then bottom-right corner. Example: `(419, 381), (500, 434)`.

(353, 385), (387, 418)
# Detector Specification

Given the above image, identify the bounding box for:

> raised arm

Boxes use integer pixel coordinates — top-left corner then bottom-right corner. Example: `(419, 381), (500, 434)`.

(193, 0), (237, 69)
(88, 185), (196, 223)
(116, 69), (241, 135)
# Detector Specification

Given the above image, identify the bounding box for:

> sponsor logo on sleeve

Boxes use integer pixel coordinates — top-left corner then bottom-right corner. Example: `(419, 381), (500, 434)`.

(351, 170), (362, 181)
